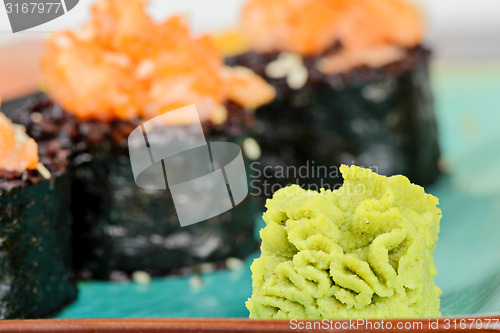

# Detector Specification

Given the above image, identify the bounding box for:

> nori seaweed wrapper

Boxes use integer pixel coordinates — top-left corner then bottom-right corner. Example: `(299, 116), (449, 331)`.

(226, 46), (441, 193)
(0, 155), (77, 319)
(15, 96), (261, 280)
(71, 130), (259, 279)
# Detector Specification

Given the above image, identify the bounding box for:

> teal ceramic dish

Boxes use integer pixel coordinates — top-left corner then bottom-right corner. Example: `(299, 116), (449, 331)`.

(53, 63), (500, 319)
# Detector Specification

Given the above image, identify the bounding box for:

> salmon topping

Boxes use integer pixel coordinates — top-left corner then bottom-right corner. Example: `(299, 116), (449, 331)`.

(242, 0), (423, 56)
(0, 100), (39, 173)
(41, 0), (275, 123)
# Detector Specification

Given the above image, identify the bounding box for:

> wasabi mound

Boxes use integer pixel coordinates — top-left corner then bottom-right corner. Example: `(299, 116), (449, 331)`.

(247, 165), (441, 319)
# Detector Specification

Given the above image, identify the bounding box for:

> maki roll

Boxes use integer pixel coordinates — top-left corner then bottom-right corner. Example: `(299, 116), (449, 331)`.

(227, 0), (441, 192)
(16, 0), (275, 279)
(0, 100), (77, 319)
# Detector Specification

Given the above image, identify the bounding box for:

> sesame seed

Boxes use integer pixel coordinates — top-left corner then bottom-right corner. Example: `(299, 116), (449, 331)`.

(36, 163), (52, 180)
(226, 257), (244, 270)
(132, 271), (152, 285)
(210, 105), (228, 125)
(265, 52), (302, 79)
(243, 137), (261, 161)
(30, 112), (43, 123)
(189, 275), (203, 289)
(286, 65), (308, 90)
(197, 262), (216, 274)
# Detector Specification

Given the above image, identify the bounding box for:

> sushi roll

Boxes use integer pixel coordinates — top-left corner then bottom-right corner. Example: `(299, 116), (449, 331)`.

(0, 100), (77, 319)
(15, 0), (275, 279)
(227, 0), (441, 191)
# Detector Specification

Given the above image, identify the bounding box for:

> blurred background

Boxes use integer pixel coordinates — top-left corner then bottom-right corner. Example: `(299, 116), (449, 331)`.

(1, 0), (500, 100)
(2, 0), (500, 99)
(0, 0), (499, 318)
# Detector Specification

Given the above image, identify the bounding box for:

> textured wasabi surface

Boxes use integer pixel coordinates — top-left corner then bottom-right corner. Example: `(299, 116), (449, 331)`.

(247, 165), (442, 319)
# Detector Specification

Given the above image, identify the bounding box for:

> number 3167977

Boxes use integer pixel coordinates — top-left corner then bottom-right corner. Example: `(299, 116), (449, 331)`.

(5, 2), (63, 14)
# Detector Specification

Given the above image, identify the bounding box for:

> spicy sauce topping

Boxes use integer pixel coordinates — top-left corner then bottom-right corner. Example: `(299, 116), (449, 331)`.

(41, 0), (275, 123)
(0, 100), (39, 173)
(242, 0), (423, 56)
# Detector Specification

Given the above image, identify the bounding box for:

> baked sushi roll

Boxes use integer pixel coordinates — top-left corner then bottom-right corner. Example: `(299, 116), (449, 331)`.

(16, 0), (275, 280)
(227, 0), (441, 190)
(0, 102), (77, 319)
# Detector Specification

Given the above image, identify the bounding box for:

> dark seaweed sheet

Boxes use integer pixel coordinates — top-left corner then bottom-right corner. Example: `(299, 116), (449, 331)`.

(71, 134), (260, 279)
(0, 174), (77, 319)
(227, 46), (441, 192)
(13, 96), (261, 280)
(0, 103), (76, 319)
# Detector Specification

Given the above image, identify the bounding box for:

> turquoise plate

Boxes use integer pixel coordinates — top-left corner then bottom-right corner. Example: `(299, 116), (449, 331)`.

(56, 63), (500, 319)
